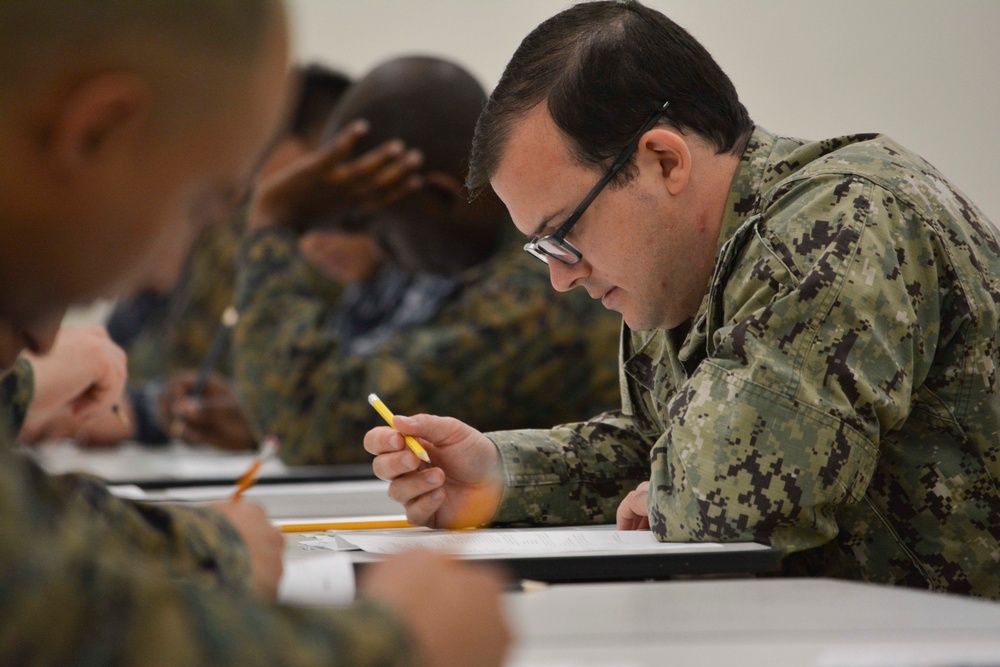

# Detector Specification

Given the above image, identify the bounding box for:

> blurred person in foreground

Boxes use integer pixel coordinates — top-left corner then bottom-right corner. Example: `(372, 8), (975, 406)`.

(0, 1), (509, 664)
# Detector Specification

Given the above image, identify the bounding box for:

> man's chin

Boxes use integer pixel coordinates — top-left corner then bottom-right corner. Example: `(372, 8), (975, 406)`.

(621, 312), (649, 332)
(621, 308), (668, 332)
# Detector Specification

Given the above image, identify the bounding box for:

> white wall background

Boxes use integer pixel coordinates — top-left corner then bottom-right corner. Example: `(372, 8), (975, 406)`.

(64, 1), (1000, 327)
(288, 0), (1000, 224)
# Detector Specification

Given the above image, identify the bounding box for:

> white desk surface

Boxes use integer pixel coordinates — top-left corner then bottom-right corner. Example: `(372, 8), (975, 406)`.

(33, 441), (1000, 664)
(30, 439), (290, 481)
(28, 439), (374, 487)
(505, 577), (1000, 666)
(125, 479), (401, 521)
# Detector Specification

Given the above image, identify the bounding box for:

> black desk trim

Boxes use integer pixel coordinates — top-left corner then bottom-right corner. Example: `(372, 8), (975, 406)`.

(123, 464), (377, 490)
(352, 544), (782, 583)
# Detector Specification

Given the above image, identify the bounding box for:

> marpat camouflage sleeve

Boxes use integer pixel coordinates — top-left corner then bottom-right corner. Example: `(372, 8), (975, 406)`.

(0, 425), (414, 665)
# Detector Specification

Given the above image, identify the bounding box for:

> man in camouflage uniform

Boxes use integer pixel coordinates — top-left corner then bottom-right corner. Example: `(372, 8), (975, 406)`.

(233, 56), (622, 464)
(0, 2), (509, 664)
(116, 64), (355, 387)
(367, 0), (1000, 599)
(107, 65), (354, 446)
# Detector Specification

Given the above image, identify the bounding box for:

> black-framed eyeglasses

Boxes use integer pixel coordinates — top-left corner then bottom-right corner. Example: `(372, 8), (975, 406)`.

(524, 100), (671, 266)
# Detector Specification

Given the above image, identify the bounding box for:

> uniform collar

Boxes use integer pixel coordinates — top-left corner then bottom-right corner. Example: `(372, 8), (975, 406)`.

(677, 126), (779, 364)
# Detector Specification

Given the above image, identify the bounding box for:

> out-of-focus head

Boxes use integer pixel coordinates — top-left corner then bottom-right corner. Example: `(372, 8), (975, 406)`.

(0, 0), (292, 365)
(255, 62), (351, 180)
(288, 63), (352, 148)
(319, 56), (506, 276)
(269, 64), (379, 289)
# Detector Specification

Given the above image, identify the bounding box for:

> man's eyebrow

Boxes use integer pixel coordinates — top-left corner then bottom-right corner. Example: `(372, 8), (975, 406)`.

(529, 211), (563, 238)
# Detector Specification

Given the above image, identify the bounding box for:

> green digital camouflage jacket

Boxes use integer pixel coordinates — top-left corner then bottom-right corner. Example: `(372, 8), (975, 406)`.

(232, 229), (621, 465)
(489, 126), (1000, 599)
(0, 369), (414, 664)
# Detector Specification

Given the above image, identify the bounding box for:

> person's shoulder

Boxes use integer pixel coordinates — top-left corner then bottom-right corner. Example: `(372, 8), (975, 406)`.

(771, 133), (984, 227)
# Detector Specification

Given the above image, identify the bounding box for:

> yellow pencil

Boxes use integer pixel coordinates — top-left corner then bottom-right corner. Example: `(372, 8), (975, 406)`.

(231, 436), (280, 500)
(368, 393), (430, 463)
(279, 518), (414, 533)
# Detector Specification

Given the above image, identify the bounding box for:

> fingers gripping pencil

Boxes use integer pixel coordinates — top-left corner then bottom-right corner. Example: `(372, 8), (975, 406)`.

(368, 393), (430, 463)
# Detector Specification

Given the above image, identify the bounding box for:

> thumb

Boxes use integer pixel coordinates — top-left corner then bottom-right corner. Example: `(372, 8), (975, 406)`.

(389, 413), (433, 442)
(391, 413), (472, 449)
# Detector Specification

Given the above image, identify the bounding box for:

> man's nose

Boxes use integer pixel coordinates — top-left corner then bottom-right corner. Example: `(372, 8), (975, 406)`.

(547, 257), (588, 292)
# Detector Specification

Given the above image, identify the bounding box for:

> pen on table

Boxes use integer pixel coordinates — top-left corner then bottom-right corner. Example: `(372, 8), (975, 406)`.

(367, 393), (430, 463)
(169, 305), (239, 440)
(231, 436), (280, 501)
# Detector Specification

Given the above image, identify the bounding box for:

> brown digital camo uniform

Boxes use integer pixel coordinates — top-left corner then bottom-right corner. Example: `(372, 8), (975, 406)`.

(488, 126), (1000, 599)
(125, 214), (244, 384)
(0, 346), (416, 665)
(232, 228), (623, 465)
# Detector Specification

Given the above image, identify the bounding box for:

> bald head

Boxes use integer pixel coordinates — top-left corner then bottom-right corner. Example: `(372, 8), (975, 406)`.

(0, 0), (290, 355)
(316, 57), (506, 275)
(324, 56), (487, 182)
(0, 1), (281, 126)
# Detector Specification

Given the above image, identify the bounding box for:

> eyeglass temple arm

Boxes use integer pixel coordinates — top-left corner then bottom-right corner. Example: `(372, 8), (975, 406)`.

(552, 100), (670, 242)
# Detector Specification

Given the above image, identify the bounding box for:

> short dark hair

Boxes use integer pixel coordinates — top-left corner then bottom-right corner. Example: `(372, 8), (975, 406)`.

(288, 63), (352, 142)
(467, 0), (753, 195)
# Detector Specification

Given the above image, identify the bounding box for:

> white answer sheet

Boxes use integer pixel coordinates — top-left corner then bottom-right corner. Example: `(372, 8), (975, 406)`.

(301, 528), (724, 556)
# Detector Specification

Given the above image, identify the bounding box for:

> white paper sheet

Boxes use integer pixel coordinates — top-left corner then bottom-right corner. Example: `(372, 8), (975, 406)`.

(278, 552), (355, 606)
(306, 528), (724, 556)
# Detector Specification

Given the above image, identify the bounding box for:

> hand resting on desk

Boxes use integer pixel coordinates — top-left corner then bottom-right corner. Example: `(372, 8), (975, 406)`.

(364, 413), (503, 529)
(616, 480), (651, 531)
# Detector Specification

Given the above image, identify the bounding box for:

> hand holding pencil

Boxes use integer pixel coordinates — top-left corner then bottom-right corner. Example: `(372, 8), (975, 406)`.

(163, 370), (256, 450)
(368, 393), (430, 463)
(168, 305), (239, 442)
(364, 410), (505, 530)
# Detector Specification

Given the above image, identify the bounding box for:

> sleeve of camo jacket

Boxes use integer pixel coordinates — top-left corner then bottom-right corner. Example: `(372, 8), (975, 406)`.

(0, 441), (416, 666)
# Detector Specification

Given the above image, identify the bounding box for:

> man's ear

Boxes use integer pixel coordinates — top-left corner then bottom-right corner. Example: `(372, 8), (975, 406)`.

(47, 72), (151, 174)
(639, 128), (691, 196)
